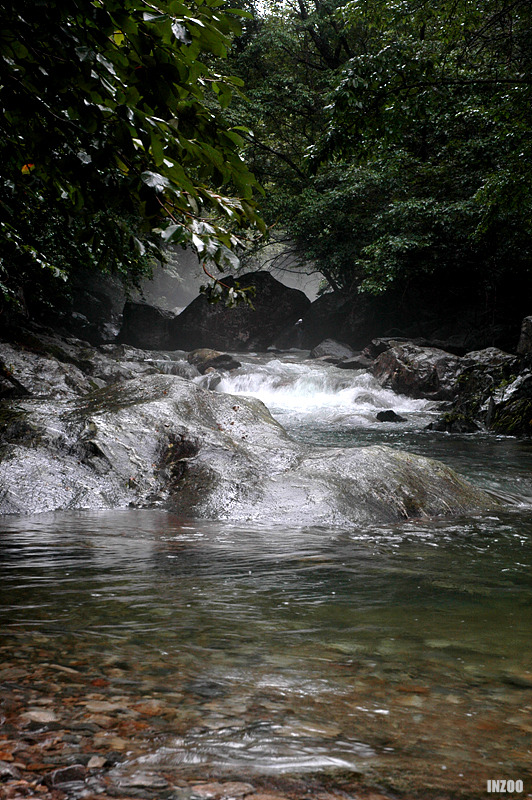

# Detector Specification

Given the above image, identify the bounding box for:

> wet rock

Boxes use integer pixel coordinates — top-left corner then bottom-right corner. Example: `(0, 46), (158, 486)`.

(516, 315), (532, 355)
(363, 337), (415, 359)
(337, 354), (374, 370)
(501, 670), (532, 689)
(87, 755), (108, 769)
(309, 339), (356, 363)
(376, 410), (406, 423)
(0, 341), (94, 398)
(428, 349), (530, 436)
(20, 710), (58, 724)
(371, 344), (464, 400)
(43, 763), (86, 786)
(0, 761), (21, 780)
(0, 374), (498, 521)
(365, 336), (467, 359)
(170, 272), (311, 352)
(189, 781), (255, 798)
(187, 349), (241, 374)
(196, 371), (223, 391)
(118, 772), (170, 789)
(154, 359), (201, 379)
(118, 301), (176, 350)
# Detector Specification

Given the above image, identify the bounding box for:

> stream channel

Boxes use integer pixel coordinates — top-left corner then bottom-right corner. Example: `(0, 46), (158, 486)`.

(1, 352), (531, 799)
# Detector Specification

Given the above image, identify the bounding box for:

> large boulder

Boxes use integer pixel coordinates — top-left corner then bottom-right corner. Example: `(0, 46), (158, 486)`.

(309, 339), (356, 363)
(274, 292), (351, 350)
(0, 373), (498, 521)
(117, 301), (176, 350)
(169, 272), (311, 352)
(25, 268), (126, 346)
(517, 316), (532, 356)
(0, 340), (94, 398)
(187, 349), (241, 374)
(371, 343), (465, 400)
(276, 281), (527, 354)
(371, 343), (522, 419)
(0, 324), (198, 398)
(428, 349), (529, 435)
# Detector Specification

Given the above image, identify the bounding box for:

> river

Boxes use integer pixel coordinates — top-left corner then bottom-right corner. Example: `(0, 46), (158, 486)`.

(1, 353), (531, 799)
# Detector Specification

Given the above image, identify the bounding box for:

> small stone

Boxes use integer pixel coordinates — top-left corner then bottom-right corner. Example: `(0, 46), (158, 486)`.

(120, 772), (169, 789)
(502, 670), (532, 688)
(0, 761), (21, 780)
(44, 763), (86, 786)
(84, 700), (124, 713)
(87, 755), (107, 769)
(217, 782), (255, 797)
(0, 667), (28, 680)
(246, 794), (287, 800)
(86, 714), (115, 728)
(108, 736), (128, 751)
(132, 699), (164, 716)
(20, 710), (58, 724)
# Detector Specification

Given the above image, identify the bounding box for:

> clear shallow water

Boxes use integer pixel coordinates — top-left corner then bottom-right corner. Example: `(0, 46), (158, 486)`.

(1, 354), (531, 796)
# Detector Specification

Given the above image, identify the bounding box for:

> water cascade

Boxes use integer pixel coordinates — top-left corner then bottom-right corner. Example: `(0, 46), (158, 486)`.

(217, 353), (435, 445)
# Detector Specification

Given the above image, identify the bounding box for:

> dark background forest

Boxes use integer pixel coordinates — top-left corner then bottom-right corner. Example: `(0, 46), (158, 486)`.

(1, 0), (531, 343)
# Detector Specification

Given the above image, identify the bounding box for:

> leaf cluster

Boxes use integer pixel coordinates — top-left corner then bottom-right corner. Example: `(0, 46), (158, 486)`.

(0, 0), (264, 309)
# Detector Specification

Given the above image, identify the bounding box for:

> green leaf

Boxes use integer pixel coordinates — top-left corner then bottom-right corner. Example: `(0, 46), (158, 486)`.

(140, 171), (171, 191)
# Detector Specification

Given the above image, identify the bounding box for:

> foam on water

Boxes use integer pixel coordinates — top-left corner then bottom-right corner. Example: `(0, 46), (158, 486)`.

(217, 355), (434, 429)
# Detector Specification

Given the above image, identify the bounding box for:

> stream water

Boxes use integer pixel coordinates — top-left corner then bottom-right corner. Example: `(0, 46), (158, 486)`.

(1, 353), (531, 798)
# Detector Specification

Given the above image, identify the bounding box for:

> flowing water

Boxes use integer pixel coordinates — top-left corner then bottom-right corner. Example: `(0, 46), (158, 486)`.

(1, 353), (531, 798)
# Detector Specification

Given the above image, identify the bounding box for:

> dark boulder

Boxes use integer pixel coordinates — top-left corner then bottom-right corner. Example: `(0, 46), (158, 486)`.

(169, 272), (311, 352)
(517, 316), (532, 356)
(274, 292), (351, 350)
(117, 301), (175, 350)
(428, 349), (530, 436)
(376, 410), (407, 423)
(278, 279), (527, 354)
(371, 343), (465, 400)
(337, 353), (375, 371)
(364, 336), (468, 359)
(187, 349), (241, 374)
(309, 339), (356, 362)
(26, 268), (126, 346)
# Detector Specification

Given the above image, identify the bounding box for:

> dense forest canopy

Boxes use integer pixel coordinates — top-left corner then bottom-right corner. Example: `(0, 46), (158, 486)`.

(0, 0), (531, 317)
(227, 0), (532, 312)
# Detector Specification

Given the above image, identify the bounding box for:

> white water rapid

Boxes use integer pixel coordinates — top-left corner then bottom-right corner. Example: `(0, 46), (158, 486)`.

(216, 353), (436, 442)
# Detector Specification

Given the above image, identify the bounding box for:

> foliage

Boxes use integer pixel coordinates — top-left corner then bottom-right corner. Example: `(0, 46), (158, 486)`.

(0, 0), (264, 309)
(310, 0), (532, 295)
(223, 0), (357, 285)
(227, 0), (532, 307)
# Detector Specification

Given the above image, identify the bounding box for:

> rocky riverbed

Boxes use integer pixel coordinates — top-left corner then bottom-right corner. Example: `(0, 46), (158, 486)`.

(1, 322), (531, 800)
(0, 324), (499, 520)
(1, 613), (531, 800)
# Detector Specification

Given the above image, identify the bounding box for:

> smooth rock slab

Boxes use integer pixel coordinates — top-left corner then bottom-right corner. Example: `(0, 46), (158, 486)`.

(0, 374), (498, 523)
